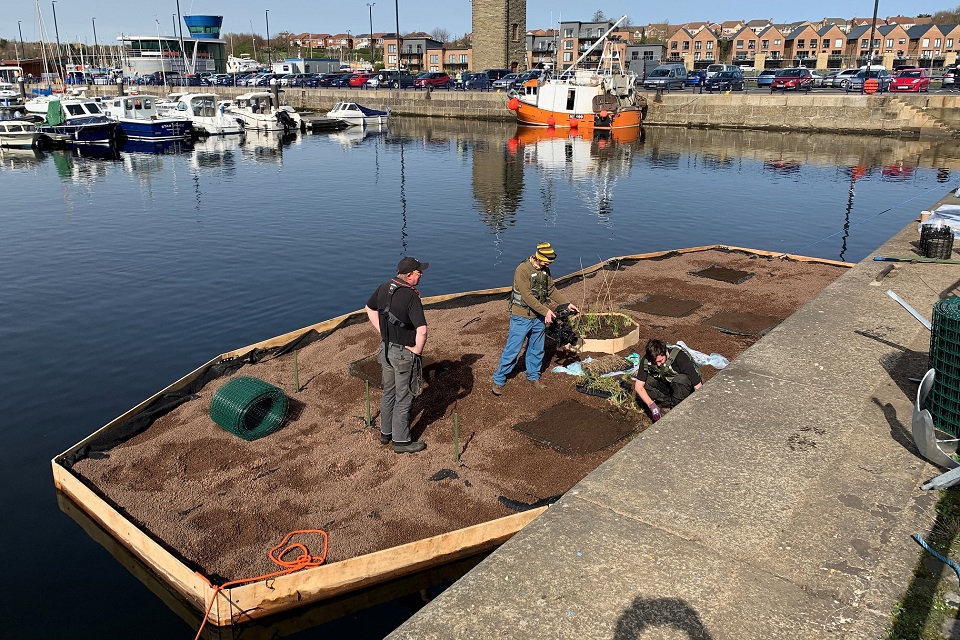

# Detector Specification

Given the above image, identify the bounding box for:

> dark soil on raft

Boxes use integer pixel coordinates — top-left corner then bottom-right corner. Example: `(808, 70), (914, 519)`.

(70, 249), (848, 583)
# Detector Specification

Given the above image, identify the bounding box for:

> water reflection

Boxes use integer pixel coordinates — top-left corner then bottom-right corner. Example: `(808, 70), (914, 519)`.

(0, 146), (45, 170)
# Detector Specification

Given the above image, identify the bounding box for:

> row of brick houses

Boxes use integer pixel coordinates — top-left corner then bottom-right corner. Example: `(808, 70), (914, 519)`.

(288, 16), (958, 75)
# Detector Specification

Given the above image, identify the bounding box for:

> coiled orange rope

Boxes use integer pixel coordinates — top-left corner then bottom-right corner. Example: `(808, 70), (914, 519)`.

(193, 529), (329, 640)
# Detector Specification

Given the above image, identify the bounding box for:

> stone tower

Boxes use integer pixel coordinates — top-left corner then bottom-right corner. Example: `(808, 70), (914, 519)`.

(472, 0), (526, 73)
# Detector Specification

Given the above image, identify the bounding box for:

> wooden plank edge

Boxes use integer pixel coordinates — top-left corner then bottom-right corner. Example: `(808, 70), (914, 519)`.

(213, 507), (547, 625)
(52, 460), (213, 609)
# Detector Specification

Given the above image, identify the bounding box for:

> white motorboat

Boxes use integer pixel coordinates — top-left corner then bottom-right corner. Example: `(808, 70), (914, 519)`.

(167, 93), (243, 136)
(326, 101), (389, 127)
(100, 94), (193, 141)
(0, 119), (41, 148)
(155, 92), (189, 116)
(228, 92), (302, 132)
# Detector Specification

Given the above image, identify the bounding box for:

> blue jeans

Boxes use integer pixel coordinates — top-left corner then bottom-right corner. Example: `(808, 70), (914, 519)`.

(493, 314), (546, 385)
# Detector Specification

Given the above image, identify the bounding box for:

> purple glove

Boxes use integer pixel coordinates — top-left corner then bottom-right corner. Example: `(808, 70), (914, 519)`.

(648, 402), (662, 422)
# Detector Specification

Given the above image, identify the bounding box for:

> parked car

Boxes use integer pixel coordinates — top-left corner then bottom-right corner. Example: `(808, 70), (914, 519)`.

(942, 66), (958, 87)
(329, 73), (354, 87)
(704, 69), (746, 92)
(642, 63), (687, 90)
(890, 68), (931, 92)
(461, 72), (492, 90)
(685, 70), (707, 87)
(820, 71), (840, 87)
(771, 67), (814, 91)
(483, 68), (512, 81)
(514, 69), (542, 85)
(348, 72), (374, 88)
(414, 72), (453, 89)
(845, 68), (892, 93)
(809, 71), (824, 87)
(832, 68), (860, 88)
(374, 69), (417, 89)
(755, 69), (777, 87)
(492, 73), (521, 90)
(706, 63), (740, 78)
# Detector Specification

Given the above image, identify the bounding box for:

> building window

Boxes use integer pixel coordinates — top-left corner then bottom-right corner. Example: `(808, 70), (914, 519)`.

(631, 51), (639, 60)
(448, 54), (455, 63)
(936, 38), (942, 47)
(706, 41), (713, 50)
(886, 38), (893, 48)
(388, 54), (396, 64)
(861, 38), (869, 48)
(682, 41), (690, 50)
(430, 54), (438, 63)
(948, 38), (954, 48)
(388, 44), (396, 53)
(643, 50), (654, 59)
(694, 52), (701, 60)
(694, 41), (702, 50)
(810, 40), (816, 48)
(797, 39), (805, 48)
(563, 52), (572, 61)
(564, 40), (573, 50)
(923, 38), (930, 47)
(430, 65), (438, 71)
(563, 28), (573, 37)
(899, 38), (906, 44)
(774, 39), (781, 45)
(736, 39), (744, 49)
(460, 54), (467, 63)
(761, 39), (769, 49)
(836, 38), (843, 48)
(671, 41), (678, 50)
(512, 24), (519, 42)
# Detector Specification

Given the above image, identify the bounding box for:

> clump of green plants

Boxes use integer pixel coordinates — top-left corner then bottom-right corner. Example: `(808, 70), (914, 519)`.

(571, 310), (633, 338)
(576, 374), (639, 414)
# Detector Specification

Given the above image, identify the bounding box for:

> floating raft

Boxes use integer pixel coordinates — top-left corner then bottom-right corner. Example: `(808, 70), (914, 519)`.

(51, 245), (851, 628)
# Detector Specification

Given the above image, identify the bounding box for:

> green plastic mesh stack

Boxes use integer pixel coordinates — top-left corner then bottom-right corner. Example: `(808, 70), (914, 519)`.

(928, 297), (960, 437)
(209, 376), (289, 441)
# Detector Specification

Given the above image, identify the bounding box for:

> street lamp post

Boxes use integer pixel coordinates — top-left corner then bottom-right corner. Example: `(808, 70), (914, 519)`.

(367, 3), (376, 69)
(265, 10), (271, 66)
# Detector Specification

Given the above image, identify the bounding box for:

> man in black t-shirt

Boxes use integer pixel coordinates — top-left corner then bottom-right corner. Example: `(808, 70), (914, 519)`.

(364, 257), (430, 454)
(633, 338), (703, 423)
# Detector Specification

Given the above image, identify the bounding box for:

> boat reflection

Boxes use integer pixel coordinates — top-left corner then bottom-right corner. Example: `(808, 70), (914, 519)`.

(116, 138), (194, 155)
(190, 134), (242, 174)
(238, 130), (299, 164)
(0, 146), (45, 170)
(509, 126), (639, 227)
(330, 123), (387, 149)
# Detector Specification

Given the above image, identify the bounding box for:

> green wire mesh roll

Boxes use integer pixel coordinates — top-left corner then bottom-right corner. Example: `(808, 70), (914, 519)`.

(928, 297), (960, 437)
(209, 376), (289, 441)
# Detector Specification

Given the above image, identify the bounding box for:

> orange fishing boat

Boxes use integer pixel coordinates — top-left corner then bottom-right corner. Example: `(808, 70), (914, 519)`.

(507, 16), (646, 132)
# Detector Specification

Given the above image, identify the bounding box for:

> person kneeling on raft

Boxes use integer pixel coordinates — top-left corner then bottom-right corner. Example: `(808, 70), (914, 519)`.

(633, 338), (702, 422)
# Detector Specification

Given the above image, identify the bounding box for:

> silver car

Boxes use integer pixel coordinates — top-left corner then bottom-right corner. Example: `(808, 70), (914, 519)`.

(845, 69), (892, 92)
(492, 73), (520, 90)
(832, 68), (860, 88)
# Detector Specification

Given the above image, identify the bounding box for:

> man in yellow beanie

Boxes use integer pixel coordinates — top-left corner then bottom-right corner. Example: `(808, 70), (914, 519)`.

(492, 242), (579, 395)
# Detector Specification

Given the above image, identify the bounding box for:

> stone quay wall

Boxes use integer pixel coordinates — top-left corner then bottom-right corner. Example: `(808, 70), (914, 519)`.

(89, 86), (960, 137)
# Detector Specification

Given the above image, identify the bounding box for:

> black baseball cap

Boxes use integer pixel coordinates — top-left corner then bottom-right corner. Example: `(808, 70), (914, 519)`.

(397, 257), (429, 274)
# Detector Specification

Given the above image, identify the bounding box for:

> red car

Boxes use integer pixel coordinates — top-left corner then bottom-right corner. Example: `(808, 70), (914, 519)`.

(347, 73), (374, 88)
(771, 67), (813, 91)
(889, 68), (931, 92)
(414, 72), (453, 89)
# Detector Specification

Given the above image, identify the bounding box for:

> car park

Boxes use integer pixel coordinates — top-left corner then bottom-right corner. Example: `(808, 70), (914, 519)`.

(414, 72), (453, 89)
(685, 70), (707, 87)
(755, 69), (777, 87)
(706, 63), (740, 78)
(642, 63), (687, 90)
(704, 69), (746, 91)
(890, 68), (931, 92)
(845, 68), (892, 93)
(461, 72), (492, 90)
(831, 68), (860, 88)
(942, 66), (958, 87)
(771, 67), (814, 91)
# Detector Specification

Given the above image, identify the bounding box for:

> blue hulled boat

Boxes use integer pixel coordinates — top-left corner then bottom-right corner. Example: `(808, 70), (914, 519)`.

(37, 99), (117, 145)
(101, 95), (193, 142)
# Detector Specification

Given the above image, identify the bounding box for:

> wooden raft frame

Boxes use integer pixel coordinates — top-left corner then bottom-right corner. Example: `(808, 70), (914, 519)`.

(51, 245), (851, 626)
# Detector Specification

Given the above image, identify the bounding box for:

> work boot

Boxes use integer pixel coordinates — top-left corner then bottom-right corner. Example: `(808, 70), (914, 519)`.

(380, 432), (392, 445)
(393, 440), (427, 454)
(529, 379), (546, 390)
(492, 382), (505, 396)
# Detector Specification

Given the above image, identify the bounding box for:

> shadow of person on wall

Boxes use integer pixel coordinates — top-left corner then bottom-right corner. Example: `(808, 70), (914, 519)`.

(613, 596), (714, 640)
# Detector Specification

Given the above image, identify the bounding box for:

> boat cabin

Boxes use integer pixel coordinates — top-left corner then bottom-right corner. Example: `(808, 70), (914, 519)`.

(234, 92), (280, 114)
(102, 95), (161, 121)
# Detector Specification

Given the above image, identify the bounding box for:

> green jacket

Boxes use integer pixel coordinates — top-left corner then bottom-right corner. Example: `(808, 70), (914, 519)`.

(509, 259), (568, 319)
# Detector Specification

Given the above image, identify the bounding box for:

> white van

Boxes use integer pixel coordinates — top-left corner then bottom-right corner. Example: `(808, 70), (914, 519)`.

(706, 64), (740, 78)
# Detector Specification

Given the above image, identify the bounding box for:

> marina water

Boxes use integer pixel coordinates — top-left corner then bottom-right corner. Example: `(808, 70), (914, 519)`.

(2, 119), (956, 637)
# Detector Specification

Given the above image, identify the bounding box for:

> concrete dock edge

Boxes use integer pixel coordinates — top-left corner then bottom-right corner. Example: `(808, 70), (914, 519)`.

(387, 193), (960, 639)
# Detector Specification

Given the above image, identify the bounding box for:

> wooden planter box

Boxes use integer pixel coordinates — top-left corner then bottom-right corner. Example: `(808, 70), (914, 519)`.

(575, 312), (640, 355)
